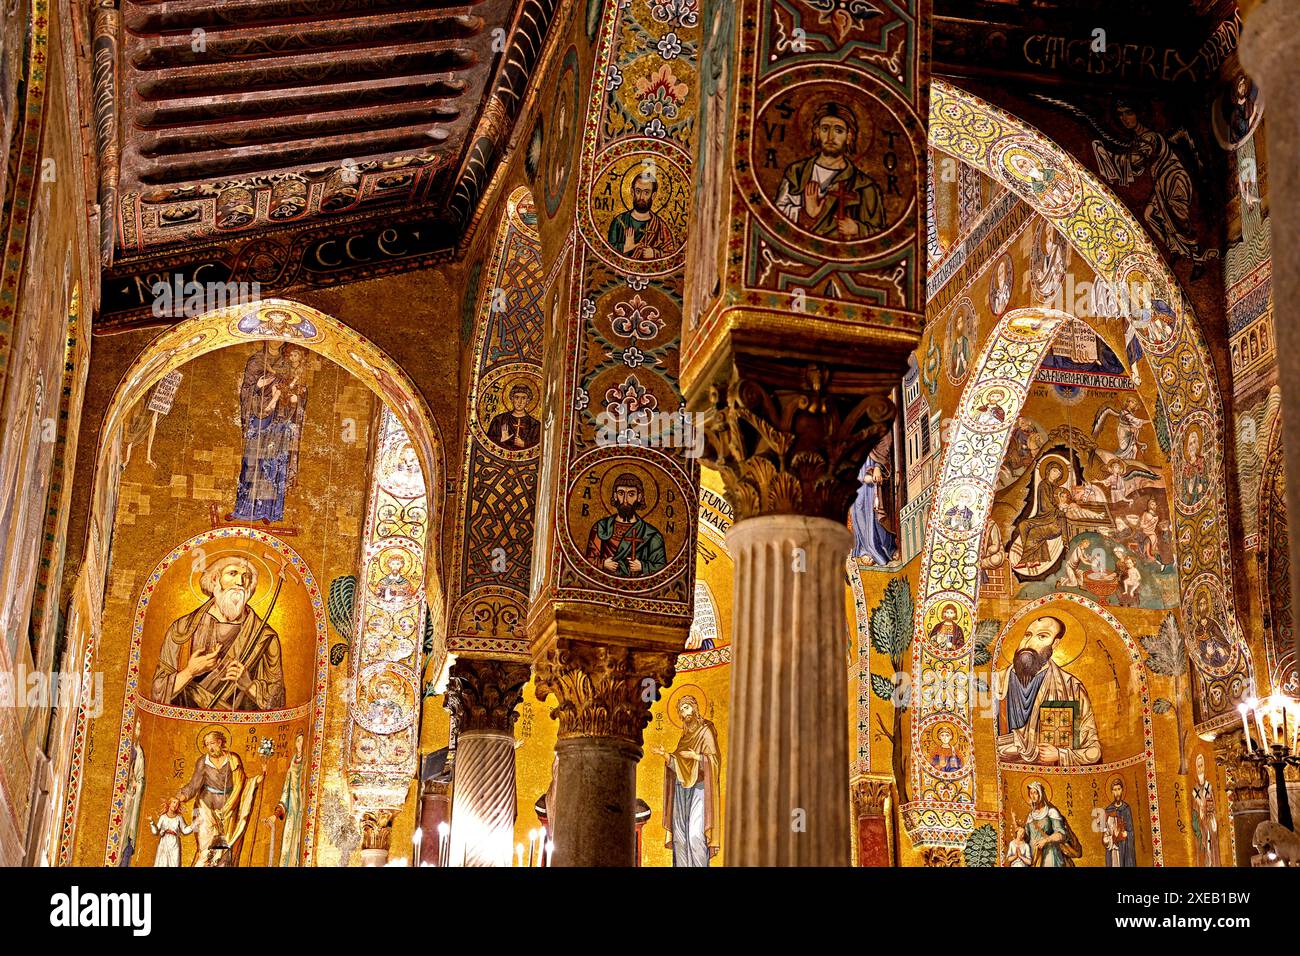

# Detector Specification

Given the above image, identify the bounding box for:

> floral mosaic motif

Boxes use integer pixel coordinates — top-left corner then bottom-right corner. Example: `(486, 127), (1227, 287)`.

(605, 374), (660, 428)
(609, 294), (663, 339)
(636, 64), (689, 119)
(649, 0), (700, 27)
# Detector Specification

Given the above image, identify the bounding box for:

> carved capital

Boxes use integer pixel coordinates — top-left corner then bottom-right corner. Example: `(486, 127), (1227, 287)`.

(533, 640), (676, 746)
(1214, 731), (1270, 801)
(853, 778), (893, 818)
(359, 809), (395, 850)
(444, 658), (531, 734)
(698, 357), (896, 522)
(921, 846), (964, 868)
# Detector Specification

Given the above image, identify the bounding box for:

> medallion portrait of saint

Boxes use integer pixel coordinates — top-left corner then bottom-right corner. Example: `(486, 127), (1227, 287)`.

(928, 603), (966, 652)
(606, 169), (678, 261)
(774, 101), (884, 241)
(584, 471), (667, 578)
(150, 555), (286, 712)
(487, 383), (541, 451)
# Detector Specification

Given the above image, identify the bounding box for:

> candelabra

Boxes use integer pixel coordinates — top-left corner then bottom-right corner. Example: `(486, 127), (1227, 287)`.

(1237, 694), (1300, 831)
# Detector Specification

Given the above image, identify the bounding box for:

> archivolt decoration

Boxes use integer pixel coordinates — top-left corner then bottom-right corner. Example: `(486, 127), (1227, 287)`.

(928, 80), (1252, 721)
(906, 307), (1073, 847)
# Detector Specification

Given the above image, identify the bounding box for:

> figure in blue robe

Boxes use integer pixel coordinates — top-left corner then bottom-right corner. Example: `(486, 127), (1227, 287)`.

(851, 436), (897, 565)
(232, 344), (309, 522)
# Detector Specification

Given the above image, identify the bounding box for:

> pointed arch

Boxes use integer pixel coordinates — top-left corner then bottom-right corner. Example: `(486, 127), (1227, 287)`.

(928, 82), (1250, 718)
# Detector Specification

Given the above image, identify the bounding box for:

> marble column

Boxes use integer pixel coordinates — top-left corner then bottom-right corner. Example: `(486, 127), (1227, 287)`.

(1242, 0), (1300, 669)
(533, 639), (676, 867)
(724, 515), (852, 865)
(444, 658), (530, 867)
(1217, 731), (1271, 866)
(417, 779), (451, 867)
(693, 360), (899, 866)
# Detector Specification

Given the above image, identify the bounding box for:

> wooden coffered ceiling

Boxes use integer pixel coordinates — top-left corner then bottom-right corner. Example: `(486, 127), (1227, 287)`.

(94, 0), (1242, 326)
(103, 0), (556, 271)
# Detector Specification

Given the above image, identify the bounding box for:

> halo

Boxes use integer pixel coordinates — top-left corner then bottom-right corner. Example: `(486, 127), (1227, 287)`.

(997, 605), (1088, 670)
(494, 371), (540, 413)
(620, 157), (673, 218)
(186, 548), (278, 605)
(666, 683), (709, 727)
(195, 723), (231, 753)
(1021, 775), (1053, 802)
(1107, 774), (1126, 793)
(596, 461), (662, 518)
(925, 720), (961, 749)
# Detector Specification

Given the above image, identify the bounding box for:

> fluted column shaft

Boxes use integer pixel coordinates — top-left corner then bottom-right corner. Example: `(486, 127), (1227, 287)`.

(1242, 1), (1300, 670)
(443, 658), (530, 867)
(725, 516), (852, 866)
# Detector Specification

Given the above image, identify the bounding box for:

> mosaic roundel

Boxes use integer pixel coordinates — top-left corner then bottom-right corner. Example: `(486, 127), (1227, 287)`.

(543, 48), (581, 218)
(352, 662), (418, 735)
(232, 302), (323, 342)
(990, 135), (1083, 218)
(917, 713), (973, 782)
(1183, 573), (1240, 679)
(961, 379), (1021, 434)
(922, 598), (975, 661)
(473, 363), (544, 462)
(741, 73), (921, 261)
(364, 537), (423, 613)
(1173, 411), (1215, 518)
(562, 448), (693, 593)
(584, 138), (691, 276)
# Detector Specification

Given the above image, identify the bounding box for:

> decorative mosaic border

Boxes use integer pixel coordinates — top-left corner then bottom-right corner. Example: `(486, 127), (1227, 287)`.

(905, 306), (1071, 846)
(101, 527), (329, 866)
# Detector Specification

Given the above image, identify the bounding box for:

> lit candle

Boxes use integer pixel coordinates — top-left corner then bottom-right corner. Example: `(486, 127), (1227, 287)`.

(1240, 703), (1254, 751)
(413, 827), (423, 868)
(527, 828), (537, 867)
(545, 840), (555, 867)
(516, 843), (525, 868)
(1252, 698), (1267, 750)
(437, 821), (450, 867)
